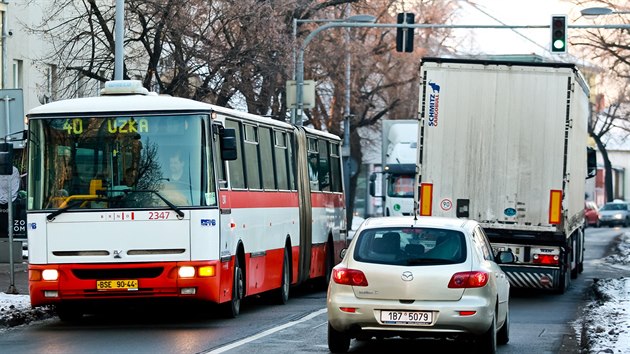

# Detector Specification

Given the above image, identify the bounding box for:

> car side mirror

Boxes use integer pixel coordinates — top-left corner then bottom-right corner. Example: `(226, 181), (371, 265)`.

(495, 250), (516, 264)
(340, 248), (347, 260)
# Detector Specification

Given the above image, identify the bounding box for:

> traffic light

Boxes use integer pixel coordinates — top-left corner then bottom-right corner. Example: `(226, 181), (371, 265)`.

(551, 15), (567, 53)
(396, 13), (414, 53)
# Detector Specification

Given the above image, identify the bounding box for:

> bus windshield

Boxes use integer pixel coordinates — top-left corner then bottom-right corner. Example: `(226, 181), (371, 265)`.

(27, 114), (216, 210)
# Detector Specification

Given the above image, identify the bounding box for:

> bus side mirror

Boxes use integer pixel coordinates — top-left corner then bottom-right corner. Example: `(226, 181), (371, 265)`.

(587, 147), (597, 179)
(220, 128), (237, 161)
(0, 143), (14, 175)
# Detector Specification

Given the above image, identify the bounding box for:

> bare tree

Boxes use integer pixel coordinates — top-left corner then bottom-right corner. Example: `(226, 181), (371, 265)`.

(296, 0), (459, 222)
(25, 0), (461, 222)
(571, 0), (630, 202)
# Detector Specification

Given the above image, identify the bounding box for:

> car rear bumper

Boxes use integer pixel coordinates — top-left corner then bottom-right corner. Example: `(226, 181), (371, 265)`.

(327, 290), (495, 337)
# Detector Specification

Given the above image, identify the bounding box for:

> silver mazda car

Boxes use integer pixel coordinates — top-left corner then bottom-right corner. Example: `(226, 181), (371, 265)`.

(327, 216), (515, 353)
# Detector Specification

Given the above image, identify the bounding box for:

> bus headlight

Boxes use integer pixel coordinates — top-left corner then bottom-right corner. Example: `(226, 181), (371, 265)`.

(42, 269), (59, 281)
(178, 266), (196, 278)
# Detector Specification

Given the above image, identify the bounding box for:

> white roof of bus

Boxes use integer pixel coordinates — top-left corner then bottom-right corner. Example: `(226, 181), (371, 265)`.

(27, 94), (294, 130)
(27, 94), (211, 115)
(27, 92), (345, 140)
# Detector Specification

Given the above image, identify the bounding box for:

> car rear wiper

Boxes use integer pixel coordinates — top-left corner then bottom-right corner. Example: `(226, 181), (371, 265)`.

(405, 258), (455, 265)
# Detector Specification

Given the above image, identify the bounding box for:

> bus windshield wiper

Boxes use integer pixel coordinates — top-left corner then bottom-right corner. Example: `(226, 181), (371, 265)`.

(46, 200), (86, 221)
(120, 189), (185, 219)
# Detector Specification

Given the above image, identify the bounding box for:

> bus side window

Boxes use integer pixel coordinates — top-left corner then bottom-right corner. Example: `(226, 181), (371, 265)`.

(318, 139), (331, 192)
(308, 137), (319, 192)
(225, 119), (245, 189)
(330, 143), (342, 193)
(274, 130), (289, 190)
(243, 124), (261, 190)
(259, 127), (275, 190)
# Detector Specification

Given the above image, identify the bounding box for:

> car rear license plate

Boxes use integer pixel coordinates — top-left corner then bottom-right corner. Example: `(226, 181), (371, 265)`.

(96, 279), (138, 290)
(380, 310), (433, 325)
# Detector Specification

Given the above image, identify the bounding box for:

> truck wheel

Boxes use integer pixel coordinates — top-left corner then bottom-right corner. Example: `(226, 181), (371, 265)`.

(571, 236), (579, 279)
(557, 257), (571, 294)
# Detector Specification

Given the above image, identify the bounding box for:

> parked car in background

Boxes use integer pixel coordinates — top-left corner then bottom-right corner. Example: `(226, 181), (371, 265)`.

(598, 201), (630, 227)
(584, 201), (600, 228)
(327, 216), (516, 354)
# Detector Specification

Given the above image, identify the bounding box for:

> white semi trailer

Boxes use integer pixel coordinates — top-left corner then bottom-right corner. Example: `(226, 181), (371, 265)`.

(415, 57), (597, 293)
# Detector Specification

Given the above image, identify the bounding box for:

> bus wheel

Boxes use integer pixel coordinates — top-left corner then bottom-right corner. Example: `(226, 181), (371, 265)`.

(275, 248), (290, 305)
(224, 256), (243, 318)
(324, 239), (334, 286)
(56, 304), (83, 322)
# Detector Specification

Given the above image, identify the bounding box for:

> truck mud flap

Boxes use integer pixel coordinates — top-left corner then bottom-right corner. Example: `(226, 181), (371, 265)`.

(501, 265), (560, 290)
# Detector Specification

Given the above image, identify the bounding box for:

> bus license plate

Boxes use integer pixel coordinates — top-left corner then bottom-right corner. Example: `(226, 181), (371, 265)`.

(96, 279), (139, 291)
(380, 310), (433, 325)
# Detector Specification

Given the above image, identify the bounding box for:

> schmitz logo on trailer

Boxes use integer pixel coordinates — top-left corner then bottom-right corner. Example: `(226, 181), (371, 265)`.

(428, 81), (440, 127)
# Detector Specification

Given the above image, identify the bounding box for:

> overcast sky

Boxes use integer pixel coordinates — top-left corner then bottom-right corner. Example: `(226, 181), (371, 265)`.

(452, 0), (582, 56)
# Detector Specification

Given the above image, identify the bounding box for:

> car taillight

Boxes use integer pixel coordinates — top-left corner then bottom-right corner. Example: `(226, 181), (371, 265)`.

(448, 271), (489, 288)
(532, 254), (559, 265)
(332, 267), (368, 287)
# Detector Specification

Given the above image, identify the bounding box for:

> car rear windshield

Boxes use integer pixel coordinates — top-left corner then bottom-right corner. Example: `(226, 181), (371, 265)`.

(353, 227), (467, 266)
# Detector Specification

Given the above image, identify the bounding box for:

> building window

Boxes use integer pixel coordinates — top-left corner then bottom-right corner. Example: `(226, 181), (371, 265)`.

(12, 59), (22, 88)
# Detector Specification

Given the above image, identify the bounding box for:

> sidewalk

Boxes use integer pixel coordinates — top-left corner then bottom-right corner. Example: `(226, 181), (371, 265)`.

(0, 259), (29, 295)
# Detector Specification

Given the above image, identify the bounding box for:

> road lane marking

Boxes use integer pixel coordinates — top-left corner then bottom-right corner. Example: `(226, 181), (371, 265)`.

(203, 308), (327, 353)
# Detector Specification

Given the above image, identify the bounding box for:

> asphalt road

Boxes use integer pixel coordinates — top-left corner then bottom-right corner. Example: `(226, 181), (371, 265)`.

(0, 227), (623, 354)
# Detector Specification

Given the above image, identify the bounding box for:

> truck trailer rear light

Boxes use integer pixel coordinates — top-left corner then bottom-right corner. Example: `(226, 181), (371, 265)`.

(532, 254), (559, 265)
(419, 183), (433, 216)
(549, 190), (562, 224)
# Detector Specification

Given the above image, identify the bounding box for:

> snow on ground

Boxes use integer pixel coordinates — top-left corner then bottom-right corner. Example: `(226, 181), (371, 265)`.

(575, 232), (630, 353)
(2, 231), (630, 353)
(0, 292), (54, 328)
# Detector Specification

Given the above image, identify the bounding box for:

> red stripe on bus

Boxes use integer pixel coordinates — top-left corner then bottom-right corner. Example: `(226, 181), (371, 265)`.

(226, 190), (299, 208)
(224, 190), (344, 209)
(311, 192), (345, 208)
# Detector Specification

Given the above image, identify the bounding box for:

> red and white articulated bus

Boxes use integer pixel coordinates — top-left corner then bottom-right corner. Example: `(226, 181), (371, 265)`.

(26, 80), (346, 320)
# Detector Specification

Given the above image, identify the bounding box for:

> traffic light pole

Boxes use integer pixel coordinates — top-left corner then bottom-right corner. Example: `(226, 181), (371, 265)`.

(294, 19), (630, 225)
(295, 20), (630, 124)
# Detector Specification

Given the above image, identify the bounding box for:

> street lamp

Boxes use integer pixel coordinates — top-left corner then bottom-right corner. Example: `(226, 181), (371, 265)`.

(581, 7), (630, 17)
(294, 14), (376, 126)
(293, 14), (375, 227)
